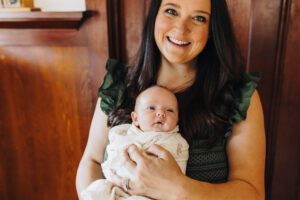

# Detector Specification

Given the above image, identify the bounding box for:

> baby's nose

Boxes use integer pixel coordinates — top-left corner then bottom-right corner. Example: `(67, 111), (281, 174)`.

(156, 110), (166, 118)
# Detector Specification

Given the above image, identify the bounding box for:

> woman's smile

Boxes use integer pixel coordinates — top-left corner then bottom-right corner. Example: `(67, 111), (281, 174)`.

(167, 36), (191, 46)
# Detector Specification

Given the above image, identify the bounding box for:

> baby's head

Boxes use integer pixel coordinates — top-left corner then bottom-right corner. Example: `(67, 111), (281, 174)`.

(131, 86), (179, 132)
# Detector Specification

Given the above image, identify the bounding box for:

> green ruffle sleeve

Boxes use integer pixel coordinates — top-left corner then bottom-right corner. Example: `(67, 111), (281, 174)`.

(225, 72), (261, 137)
(98, 59), (127, 115)
(98, 60), (261, 136)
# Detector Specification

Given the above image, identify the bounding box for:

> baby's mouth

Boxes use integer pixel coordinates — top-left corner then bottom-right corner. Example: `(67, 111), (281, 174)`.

(154, 121), (164, 125)
(167, 36), (191, 46)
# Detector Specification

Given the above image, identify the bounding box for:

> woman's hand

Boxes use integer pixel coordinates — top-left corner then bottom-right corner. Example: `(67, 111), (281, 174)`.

(110, 144), (185, 200)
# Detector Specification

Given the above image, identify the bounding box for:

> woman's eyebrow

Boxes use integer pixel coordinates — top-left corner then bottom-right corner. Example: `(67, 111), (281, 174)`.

(162, 3), (210, 16)
(195, 10), (211, 16)
(162, 2), (180, 8)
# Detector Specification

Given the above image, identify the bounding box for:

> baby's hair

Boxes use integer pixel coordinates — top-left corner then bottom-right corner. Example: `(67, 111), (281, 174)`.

(134, 85), (177, 110)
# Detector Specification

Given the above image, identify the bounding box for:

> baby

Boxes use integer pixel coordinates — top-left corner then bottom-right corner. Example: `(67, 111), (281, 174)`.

(81, 86), (189, 200)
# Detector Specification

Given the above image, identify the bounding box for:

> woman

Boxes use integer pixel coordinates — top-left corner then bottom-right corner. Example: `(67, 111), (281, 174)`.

(76, 0), (266, 199)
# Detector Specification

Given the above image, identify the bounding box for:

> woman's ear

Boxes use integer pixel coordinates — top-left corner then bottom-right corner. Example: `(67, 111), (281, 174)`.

(131, 112), (139, 126)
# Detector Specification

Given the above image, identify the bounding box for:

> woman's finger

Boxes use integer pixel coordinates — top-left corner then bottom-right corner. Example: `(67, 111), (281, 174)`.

(127, 144), (146, 164)
(109, 169), (125, 186)
(121, 147), (136, 169)
(109, 169), (133, 193)
(146, 144), (170, 160)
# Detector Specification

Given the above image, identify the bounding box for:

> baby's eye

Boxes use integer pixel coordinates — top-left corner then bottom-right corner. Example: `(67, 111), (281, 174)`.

(193, 16), (207, 23)
(165, 8), (177, 16)
(148, 106), (155, 111)
(167, 109), (174, 113)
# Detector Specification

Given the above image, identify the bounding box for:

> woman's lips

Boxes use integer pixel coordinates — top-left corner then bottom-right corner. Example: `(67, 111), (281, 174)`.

(167, 36), (191, 46)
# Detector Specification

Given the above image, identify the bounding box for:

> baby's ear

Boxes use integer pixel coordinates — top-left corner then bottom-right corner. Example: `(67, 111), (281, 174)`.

(131, 112), (139, 126)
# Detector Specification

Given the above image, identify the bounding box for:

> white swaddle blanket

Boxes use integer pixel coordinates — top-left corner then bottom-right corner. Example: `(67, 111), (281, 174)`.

(81, 124), (189, 200)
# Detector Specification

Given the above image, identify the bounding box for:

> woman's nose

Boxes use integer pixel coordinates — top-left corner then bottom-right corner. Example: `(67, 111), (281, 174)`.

(174, 18), (190, 34)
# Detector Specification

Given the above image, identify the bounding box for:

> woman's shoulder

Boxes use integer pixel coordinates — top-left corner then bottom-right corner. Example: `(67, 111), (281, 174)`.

(237, 72), (261, 112)
(100, 58), (128, 88)
(105, 59), (127, 78)
(227, 72), (261, 134)
(98, 58), (128, 115)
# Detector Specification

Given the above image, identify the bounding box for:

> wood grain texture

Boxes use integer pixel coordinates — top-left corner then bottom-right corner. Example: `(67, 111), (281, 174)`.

(0, 30), (86, 46)
(0, 11), (84, 29)
(121, 0), (146, 64)
(240, 3), (285, 198)
(226, 0), (251, 62)
(246, 0), (282, 128)
(107, 0), (126, 62)
(0, 0), (109, 199)
(83, 0), (109, 105)
(270, 0), (300, 199)
(106, 0), (146, 64)
(0, 47), (91, 199)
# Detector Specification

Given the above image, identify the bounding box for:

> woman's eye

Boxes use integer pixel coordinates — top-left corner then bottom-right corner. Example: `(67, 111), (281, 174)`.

(165, 8), (177, 16)
(193, 16), (207, 23)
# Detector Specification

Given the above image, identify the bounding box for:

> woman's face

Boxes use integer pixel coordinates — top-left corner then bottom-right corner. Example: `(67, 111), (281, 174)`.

(154, 0), (211, 64)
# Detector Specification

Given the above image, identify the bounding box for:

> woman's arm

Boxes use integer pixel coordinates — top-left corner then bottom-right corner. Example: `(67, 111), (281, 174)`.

(76, 98), (110, 196)
(111, 90), (266, 200)
(174, 90), (266, 200)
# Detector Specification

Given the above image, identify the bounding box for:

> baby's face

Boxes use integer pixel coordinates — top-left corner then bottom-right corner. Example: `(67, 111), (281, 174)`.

(131, 86), (179, 132)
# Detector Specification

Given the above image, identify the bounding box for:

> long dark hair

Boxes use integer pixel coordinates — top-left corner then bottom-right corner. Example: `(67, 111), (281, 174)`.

(108, 0), (245, 145)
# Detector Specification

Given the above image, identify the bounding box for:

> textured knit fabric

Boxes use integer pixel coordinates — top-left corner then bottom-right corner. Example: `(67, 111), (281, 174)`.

(98, 58), (260, 183)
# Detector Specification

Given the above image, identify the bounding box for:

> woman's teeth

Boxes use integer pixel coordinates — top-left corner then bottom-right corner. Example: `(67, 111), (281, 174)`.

(168, 36), (190, 46)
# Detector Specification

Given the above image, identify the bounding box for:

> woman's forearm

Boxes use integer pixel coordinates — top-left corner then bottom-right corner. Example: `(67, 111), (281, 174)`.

(75, 159), (104, 197)
(76, 98), (110, 197)
(172, 175), (264, 200)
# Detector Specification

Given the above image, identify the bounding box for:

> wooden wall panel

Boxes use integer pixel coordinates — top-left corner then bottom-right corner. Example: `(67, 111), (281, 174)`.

(84, 0), (109, 107)
(107, 0), (146, 64)
(226, 0), (251, 62)
(0, 47), (91, 199)
(271, 0), (300, 199)
(121, 0), (147, 64)
(246, 0), (282, 128)
(0, 30), (86, 46)
(245, 1), (283, 199)
(0, 0), (109, 199)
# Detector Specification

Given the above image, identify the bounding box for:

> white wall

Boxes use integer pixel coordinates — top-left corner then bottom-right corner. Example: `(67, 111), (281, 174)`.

(34, 0), (86, 11)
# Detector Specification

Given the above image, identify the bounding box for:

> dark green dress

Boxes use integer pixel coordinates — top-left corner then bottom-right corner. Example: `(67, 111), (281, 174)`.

(98, 59), (260, 183)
